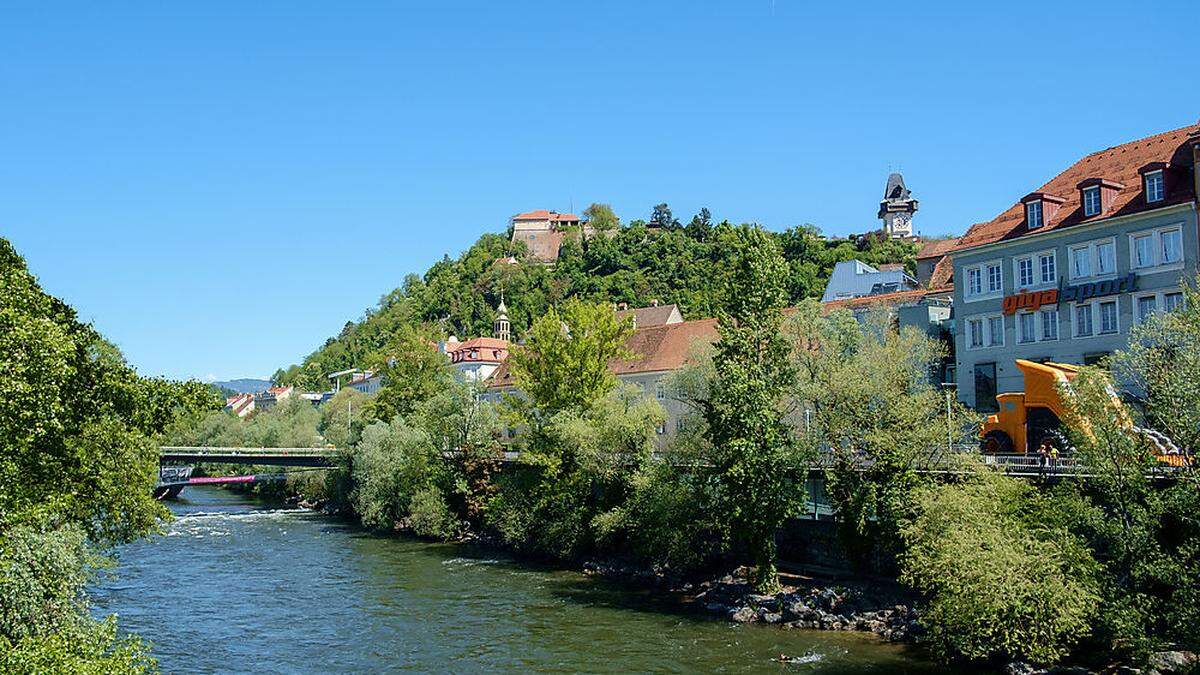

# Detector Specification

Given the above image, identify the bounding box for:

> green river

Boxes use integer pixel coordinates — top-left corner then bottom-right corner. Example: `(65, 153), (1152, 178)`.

(92, 486), (949, 673)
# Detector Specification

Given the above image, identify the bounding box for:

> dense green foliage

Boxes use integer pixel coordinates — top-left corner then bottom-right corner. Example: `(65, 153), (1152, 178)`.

(786, 302), (973, 567)
(696, 226), (803, 592)
(900, 470), (1100, 664)
(0, 237), (219, 670)
(274, 210), (919, 390)
(901, 279), (1200, 667)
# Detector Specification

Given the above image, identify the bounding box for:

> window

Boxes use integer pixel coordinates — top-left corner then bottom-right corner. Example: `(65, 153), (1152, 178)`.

(1096, 241), (1115, 275)
(967, 268), (982, 296)
(1099, 300), (1118, 334)
(1075, 304), (1093, 337)
(1137, 295), (1157, 322)
(1019, 312), (1037, 344)
(1017, 257), (1034, 287)
(987, 263), (1002, 293)
(1084, 352), (1111, 366)
(1145, 171), (1165, 203)
(1071, 246), (1090, 278)
(1040, 308), (1059, 341)
(1131, 227), (1184, 269)
(968, 318), (984, 348)
(1039, 253), (1056, 284)
(1026, 201), (1043, 229)
(1162, 229), (1182, 264)
(1134, 234), (1155, 268)
(987, 316), (1004, 347)
(1164, 292), (1184, 312)
(974, 363), (998, 413)
(654, 380), (666, 400)
(964, 260), (1003, 299)
(1083, 186), (1102, 216)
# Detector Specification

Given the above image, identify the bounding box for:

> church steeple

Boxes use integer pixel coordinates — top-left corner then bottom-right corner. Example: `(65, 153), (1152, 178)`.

(878, 172), (919, 238)
(493, 295), (511, 342)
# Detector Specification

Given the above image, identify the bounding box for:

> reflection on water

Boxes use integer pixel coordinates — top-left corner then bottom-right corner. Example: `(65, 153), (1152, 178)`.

(92, 487), (945, 673)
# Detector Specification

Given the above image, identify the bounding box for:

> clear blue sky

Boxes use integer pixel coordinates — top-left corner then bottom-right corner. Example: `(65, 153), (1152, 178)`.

(2, 1), (1198, 382)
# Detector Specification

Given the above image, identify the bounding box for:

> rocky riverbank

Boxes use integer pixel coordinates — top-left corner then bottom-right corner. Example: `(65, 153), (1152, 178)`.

(581, 562), (919, 642)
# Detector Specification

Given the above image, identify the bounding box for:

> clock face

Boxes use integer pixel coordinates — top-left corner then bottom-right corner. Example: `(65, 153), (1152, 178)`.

(892, 214), (910, 229)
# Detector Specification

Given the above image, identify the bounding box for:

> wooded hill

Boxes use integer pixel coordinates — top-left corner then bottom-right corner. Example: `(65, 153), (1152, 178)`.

(274, 208), (921, 390)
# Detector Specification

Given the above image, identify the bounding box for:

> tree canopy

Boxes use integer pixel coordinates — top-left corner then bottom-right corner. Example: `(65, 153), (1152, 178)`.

(274, 213), (919, 391)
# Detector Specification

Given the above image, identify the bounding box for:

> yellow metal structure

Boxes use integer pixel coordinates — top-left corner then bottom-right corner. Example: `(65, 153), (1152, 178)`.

(981, 360), (1080, 455)
(980, 359), (1189, 465)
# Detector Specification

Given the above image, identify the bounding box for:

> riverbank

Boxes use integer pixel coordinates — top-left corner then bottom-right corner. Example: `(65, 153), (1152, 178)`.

(96, 486), (948, 672)
(293, 491), (921, 643)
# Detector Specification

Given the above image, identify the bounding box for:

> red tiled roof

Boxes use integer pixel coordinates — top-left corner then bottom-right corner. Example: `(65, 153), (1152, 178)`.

(957, 122), (1199, 251)
(929, 255), (955, 290)
(820, 289), (932, 311)
(916, 237), (960, 260)
(512, 210), (581, 222)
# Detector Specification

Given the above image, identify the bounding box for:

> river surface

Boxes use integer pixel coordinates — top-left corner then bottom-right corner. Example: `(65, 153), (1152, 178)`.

(92, 487), (945, 673)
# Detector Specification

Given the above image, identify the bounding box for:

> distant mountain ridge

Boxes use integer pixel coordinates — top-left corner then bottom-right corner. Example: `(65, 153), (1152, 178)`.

(213, 378), (272, 394)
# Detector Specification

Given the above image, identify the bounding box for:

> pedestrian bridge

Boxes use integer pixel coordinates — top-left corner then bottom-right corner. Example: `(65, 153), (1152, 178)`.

(159, 446), (337, 467)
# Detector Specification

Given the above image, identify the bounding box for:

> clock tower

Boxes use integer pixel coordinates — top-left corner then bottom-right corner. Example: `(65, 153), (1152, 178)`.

(878, 172), (919, 238)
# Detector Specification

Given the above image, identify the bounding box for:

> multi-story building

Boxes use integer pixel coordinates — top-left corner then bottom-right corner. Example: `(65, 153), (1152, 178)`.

(951, 121), (1200, 410)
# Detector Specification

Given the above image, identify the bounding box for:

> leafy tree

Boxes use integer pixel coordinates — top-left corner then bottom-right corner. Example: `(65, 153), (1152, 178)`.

(0, 236), (217, 669)
(368, 325), (452, 422)
(786, 302), (972, 567)
(700, 226), (801, 592)
(649, 203), (679, 230)
(506, 298), (633, 417)
(351, 419), (443, 532)
(319, 387), (370, 449)
(685, 207), (713, 241)
(583, 202), (619, 232)
(900, 468), (1100, 665)
(487, 385), (663, 558)
(414, 381), (503, 519)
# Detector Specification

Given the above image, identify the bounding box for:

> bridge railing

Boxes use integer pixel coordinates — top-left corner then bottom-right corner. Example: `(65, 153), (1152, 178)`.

(159, 446), (334, 457)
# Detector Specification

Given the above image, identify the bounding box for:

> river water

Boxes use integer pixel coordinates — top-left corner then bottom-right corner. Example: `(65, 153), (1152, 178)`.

(92, 487), (944, 673)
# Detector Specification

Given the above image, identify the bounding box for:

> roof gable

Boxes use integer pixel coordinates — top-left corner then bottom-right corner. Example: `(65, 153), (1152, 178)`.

(957, 123), (1199, 251)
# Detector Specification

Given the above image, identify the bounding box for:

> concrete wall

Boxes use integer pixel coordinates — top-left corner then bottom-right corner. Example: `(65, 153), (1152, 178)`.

(952, 203), (1198, 409)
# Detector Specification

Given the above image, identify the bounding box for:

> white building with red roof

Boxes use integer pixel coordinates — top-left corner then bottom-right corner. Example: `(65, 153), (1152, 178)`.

(510, 209), (585, 262)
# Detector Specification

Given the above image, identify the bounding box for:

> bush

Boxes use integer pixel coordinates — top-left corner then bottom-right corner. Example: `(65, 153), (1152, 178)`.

(351, 419), (439, 531)
(407, 487), (457, 539)
(0, 525), (156, 673)
(900, 470), (1099, 665)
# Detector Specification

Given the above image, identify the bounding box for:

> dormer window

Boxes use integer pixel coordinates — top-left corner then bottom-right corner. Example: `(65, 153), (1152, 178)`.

(1075, 178), (1124, 218)
(1021, 192), (1064, 230)
(1145, 170), (1165, 203)
(1026, 200), (1043, 229)
(1082, 186), (1102, 216)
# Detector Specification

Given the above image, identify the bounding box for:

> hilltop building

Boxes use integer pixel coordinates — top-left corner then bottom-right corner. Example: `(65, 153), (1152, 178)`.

(510, 210), (584, 262)
(949, 120), (1200, 410)
(879, 172), (919, 238)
